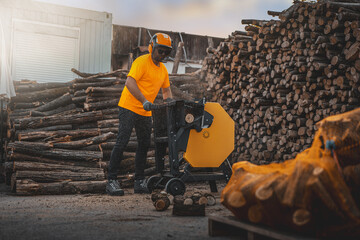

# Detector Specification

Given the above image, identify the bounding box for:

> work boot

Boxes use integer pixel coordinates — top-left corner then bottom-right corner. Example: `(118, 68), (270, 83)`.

(106, 179), (124, 196)
(134, 179), (150, 194)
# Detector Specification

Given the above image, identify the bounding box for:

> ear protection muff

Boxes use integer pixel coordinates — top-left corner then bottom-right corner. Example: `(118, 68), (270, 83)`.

(148, 34), (157, 54)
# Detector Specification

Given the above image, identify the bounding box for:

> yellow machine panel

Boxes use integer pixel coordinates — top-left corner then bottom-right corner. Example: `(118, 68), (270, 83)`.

(183, 102), (234, 168)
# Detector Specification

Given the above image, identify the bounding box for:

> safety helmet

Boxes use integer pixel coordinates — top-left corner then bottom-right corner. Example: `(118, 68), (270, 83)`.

(148, 33), (172, 54)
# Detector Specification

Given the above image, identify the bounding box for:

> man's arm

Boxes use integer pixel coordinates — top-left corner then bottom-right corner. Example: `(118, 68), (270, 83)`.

(125, 76), (147, 104)
(162, 86), (173, 100)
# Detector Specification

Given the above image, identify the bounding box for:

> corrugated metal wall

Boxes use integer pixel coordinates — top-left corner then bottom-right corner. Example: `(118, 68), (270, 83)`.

(0, 0), (112, 83)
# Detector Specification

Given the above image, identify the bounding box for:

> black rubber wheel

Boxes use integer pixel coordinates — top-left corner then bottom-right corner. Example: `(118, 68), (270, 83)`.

(146, 176), (161, 193)
(165, 178), (185, 196)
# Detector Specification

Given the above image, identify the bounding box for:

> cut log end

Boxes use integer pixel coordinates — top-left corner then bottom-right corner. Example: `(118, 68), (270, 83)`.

(154, 198), (170, 211)
(293, 209), (311, 226)
(255, 185), (274, 201)
(248, 204), (263, 223)
(313, 167), (324, 176)
(227, 190), (246, 208)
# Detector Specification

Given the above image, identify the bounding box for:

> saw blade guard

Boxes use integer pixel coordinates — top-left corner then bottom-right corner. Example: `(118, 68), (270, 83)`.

(183, 102), (235, 168)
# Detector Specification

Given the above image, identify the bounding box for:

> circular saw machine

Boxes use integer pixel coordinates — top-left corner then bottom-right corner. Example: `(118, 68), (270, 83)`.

(147, 99), (234, 195)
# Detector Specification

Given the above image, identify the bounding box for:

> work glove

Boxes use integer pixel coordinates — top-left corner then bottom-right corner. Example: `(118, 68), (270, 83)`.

(143, 100), (153, 111)
(165, 98), (175, 103)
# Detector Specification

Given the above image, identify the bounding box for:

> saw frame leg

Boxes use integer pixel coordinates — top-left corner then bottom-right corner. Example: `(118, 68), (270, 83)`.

(209, 180), (218, 192)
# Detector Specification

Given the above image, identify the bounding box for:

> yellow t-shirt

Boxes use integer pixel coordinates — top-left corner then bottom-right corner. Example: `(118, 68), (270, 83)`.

(118, 54), (170, 116)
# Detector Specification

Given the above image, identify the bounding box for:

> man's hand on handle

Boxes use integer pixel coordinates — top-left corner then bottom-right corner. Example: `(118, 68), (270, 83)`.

(143, 100), (153, 111)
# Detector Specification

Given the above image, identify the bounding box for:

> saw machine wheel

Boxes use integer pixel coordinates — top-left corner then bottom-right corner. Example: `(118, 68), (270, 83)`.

(165, 178), (186, 196)
(146, 175), (162, 193)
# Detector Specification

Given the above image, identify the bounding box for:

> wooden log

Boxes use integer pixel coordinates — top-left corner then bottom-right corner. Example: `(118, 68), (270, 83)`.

(327, 2), (360, 12)
(172, 202), (205, 216)
(14, 82), (70, 93)
(97, 119), (118, 128)
(313, 165), (360, 219)
(307, 176), (346, 220)
(292, 209), (311, 227)
(15, 179), (106, 195)
(71, 80), (120, 91)
(70, 68), (128, 81)
(8, 141), (52, 151)
(267, 10), (281, 17)
(84, 99), (119, 111)
(172, 42), (184, 74)
(34, 93), (73, 112)
(15, 169), (105, 182)
(13, 161), (101, 173)
(154, 197), (171, 211)
(17, 129), (100, 141)
(169, 74), (200, 84)
(14, 111), (103, 130)
(85, 86), (123, 94)
(8, 142), (102, 162)
(10, 87), (69, 103)
(151, 191), (171, 211)
(345, 42), (360, 60)
(248, 204), (264, 223)
(30, 103), (78, 117)
(15, 124), (72, 137)
(9, 152), (101, 168)
(52, 132), (115, 149)
(282, 161), (314, 208)
(204, 193), (216, 206)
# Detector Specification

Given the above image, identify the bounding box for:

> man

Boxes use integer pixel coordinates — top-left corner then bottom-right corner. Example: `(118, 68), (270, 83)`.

(106, 33), (173, 196)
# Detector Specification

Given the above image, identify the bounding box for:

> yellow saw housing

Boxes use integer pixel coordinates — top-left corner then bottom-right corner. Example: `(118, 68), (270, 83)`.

(183, 102), (234, 168)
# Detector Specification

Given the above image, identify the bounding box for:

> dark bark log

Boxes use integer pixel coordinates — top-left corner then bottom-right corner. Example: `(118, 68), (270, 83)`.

(15, 170), (104, 182)
(70, 68), (128, 81)
(14, 111), (103, 130)
(97, 119), (118, 128)
(52, 132), (115, 149)
(9, 152), (101, 168)
(172, 42), (185, 74)
(17, 129), (100, 141)
(71, 80), (120, 91)
(11, 87), (69, 103)
(30, 103), (77, 117)
(14, 82), (70, 93)
(84, 99), (118, 111)
(172, 202), (205, 216)
(8, 142), (102, 162)
(13, 161), (101, 172)
(85, 86), (123, 94)
(15, 179), (106, 195)
(34, 93), (73, 112)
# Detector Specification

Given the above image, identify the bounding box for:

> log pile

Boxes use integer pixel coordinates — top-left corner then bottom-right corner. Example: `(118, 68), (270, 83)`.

(221, 107), (360, 237)
(172, 192), (216, 216)
(6, 77), (120, 195)
(150, 190), (216, 212)
(4, 68), (204, 195)
(202, 0), (360, 164)
(151, 191), (171, 211)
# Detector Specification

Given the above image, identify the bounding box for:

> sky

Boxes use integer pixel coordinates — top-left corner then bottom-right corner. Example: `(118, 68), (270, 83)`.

(36, 0), (293, 38)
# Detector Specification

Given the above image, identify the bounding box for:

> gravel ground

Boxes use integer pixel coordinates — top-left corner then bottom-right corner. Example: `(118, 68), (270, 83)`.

(0, 181), (236, 240)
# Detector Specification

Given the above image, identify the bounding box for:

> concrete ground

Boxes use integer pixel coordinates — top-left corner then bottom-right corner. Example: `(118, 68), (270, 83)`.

(0, 181), (236, 240)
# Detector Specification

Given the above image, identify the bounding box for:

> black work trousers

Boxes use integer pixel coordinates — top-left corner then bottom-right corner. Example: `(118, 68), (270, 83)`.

(107, 107), (152, 181)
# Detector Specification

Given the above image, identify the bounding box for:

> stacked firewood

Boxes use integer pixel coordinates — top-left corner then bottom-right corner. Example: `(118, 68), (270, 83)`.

(4, 69), (203, 195)
(202, 0), (360, 164)
(172, 192), (217, 216)
(5, 77), (118, 195)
